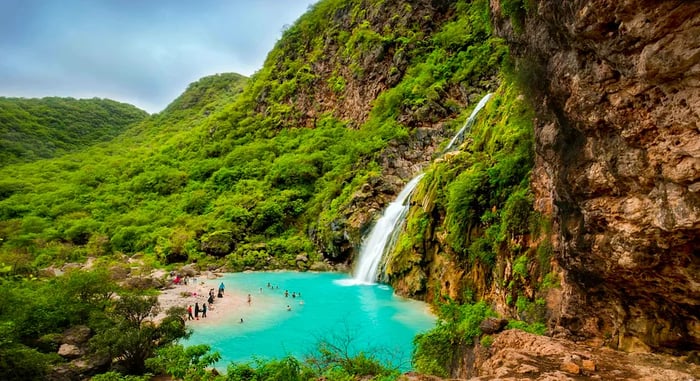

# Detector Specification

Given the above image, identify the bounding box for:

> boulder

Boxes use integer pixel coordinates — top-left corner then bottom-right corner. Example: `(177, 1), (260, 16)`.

(560, 361), (580, 375)
(180, 264), (198, 277)
(479, 317), (508, 334)
(295, 253), (309, 263)
(121, 276), (160, 290)
(62, 263), (82, 272)
(58, 343), (82, 359)
(581, 359), (596, 372)
(108, 265), (130, 280)
(310, 261), (332, 271)
(62, 325), (91, 345)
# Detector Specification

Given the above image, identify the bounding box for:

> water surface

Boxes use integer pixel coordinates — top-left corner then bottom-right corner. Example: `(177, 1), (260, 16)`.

(184, 271), (435, 370)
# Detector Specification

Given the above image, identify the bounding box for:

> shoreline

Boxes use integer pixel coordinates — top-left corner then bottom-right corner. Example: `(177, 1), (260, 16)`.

(154, 275), (283, 326)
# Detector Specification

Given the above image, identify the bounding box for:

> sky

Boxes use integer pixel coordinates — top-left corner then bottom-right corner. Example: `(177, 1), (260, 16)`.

(0, 0), (316, 113)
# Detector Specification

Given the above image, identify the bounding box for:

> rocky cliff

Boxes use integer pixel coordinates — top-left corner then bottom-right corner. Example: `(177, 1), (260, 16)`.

(277, 0), (700, 358)
(491, 0), (700, 353)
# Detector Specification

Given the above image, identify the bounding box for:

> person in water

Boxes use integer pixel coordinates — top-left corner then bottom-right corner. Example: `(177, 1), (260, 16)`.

(247, 294), (252, 305)
(286, 305), (291, 311)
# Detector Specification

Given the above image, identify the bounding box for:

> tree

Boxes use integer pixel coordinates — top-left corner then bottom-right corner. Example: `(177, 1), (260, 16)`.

(91, 295), (189, 374)
(146, 344), (221, 381)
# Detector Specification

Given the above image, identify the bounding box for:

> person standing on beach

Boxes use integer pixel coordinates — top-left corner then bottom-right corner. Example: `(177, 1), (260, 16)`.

(187, 305), (194, 320)
(219, 282), (225, 295)
(202, 303), (207, 318)
(194, 302), (200, 320)
(247, 294), (252, 305)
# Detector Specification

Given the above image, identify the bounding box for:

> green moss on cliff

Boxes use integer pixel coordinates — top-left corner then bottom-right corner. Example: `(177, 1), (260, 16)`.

(386, 81), (537, 290)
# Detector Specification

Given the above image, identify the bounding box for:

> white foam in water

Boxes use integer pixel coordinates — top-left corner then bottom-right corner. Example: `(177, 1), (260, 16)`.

(334, 278), (373, 287)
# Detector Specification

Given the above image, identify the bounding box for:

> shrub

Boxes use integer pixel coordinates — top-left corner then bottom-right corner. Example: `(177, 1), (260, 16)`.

(413, 301), (495, 376)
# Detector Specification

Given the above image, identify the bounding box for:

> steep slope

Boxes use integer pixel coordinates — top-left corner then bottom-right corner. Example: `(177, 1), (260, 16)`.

(491, 0), (700, 353)
(0, 73), (248, 268)
(0, 0), (507, 272)
(0, 97), (147, 166)
(0, 0), (697, 377)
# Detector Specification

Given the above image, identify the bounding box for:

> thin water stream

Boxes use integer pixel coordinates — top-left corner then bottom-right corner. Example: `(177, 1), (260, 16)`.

(349, 93), (493, 284)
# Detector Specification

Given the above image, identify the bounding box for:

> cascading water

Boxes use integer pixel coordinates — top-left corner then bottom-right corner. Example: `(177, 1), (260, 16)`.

(350, 174), (425, 284)
(444, 93), (493, 152)
(344, 93), (493, 285)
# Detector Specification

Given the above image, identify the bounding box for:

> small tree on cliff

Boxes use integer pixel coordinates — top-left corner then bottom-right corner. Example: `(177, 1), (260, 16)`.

(90, 295), (190, 374)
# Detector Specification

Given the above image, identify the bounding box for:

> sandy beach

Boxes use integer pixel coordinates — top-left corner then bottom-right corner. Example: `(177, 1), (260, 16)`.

(154, 274), (283, 326)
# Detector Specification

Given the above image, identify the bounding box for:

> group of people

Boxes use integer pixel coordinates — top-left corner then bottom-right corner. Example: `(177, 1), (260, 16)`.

(265, 283), (302, 300)
(180, 278), (308, 323)
(187, 302), (207, 320)
(185, 281), (225, 321)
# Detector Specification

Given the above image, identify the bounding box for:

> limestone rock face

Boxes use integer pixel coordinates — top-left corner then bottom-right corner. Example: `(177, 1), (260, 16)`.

(492, 0), (700, 351)
(399, 331), (700, 380)
(471, 330), (700, 381)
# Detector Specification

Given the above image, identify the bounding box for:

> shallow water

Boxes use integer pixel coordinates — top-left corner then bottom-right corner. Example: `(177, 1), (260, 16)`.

(183, 271), (435, 370)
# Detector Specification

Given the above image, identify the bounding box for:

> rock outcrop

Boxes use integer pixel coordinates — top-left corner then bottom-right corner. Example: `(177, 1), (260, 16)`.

(492, 0), (700, 352)
(400, 330), (700, 380)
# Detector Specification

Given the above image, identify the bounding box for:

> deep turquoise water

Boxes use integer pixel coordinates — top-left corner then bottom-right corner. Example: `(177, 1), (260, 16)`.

(183, 271), (435, 370)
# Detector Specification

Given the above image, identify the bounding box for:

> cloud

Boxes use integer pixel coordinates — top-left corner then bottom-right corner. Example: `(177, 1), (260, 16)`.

(0, 0), (315, 113)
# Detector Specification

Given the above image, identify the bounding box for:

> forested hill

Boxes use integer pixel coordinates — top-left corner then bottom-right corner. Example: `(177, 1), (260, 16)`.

(0, 0), (698, 378)
(0, 0), (503, 273)
(0, 97), (148, 166)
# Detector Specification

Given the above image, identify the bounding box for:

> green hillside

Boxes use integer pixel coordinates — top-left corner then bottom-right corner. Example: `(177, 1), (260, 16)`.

(0, 0), (546, 379)
(0, 0), (508, 274)
(0, 97), (148, 166)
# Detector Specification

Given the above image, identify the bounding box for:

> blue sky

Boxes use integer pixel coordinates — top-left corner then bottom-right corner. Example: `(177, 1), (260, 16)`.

(0, 0), (316, 113)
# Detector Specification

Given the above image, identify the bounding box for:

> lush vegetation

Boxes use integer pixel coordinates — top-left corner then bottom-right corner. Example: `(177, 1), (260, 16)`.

(0, 97), (147, 166)
(0, 269), (188, 380)
(0, 0), (552, 379)
(0, 0), (505, 275)
(380, 41), (557, 380)
(0, 266), (402, 380)
(387, 80), (541, 290)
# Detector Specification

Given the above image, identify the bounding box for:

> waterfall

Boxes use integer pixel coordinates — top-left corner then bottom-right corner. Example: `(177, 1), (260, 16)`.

(443, 93), (493, 152)
(350, 174), (425, 284)
(341, 93), (493, 285)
